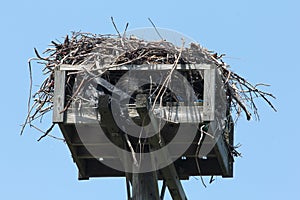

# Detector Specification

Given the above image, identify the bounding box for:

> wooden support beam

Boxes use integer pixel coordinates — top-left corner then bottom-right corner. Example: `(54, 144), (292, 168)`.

(160, 180), (167, 200)
(203, 67), (216, 121)
(58, 124), (88, 180)
(132, 168), (159, 200)
(125, 175), (132, 200)
(53, 70), (66, 123)
(136, 94), (187, 200)
(59, 63), (212, 71)
(54, 63), (234, 185)
(213, 115), (234, 178)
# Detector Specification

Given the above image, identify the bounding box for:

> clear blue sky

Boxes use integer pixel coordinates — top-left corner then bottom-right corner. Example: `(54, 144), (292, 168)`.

(1, 0), (299, 199)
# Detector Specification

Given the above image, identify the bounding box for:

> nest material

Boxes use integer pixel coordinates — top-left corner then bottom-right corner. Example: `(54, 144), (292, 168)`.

(21, 31), (276, 141)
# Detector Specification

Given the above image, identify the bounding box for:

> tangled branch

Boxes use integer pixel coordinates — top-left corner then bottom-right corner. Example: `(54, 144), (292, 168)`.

(21, 31), (276, 140)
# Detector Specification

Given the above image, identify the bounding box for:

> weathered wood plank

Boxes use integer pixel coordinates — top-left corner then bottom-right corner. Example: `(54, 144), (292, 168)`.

(214, 139), (230, 177)
(203, 67), (216, 121)
(132, 167), (159, 200)
(58, 124), (88, 180)
(59, 63), (213, 71)
(135, 94), (187, 200)
(53, 70), (66, 123)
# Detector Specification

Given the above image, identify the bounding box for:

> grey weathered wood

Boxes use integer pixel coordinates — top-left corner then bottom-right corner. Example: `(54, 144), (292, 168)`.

(66, 105), (205, 124)
(153, 105), (204, 123)
(54, 63), (234, 183)
(132, 169), (159, 200)
(214, 116), (234, 178)
(53, 70), (66, 123)
(58, 124), (88, 180)
(160, 180), (167, 200)
(214, 133), (230, 176)
(60, 63), (217, 124)
(135, 94), (187, 200)
(59, 63), (212, 71)
(203, 67), (216, 121)
(59, 64), (93, 71)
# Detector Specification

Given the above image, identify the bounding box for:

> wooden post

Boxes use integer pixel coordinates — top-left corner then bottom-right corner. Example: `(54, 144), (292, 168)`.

(132, 169), (159, 200)
(134, 94), (187, 200)
(131, 94), (160, 200)
(53, 69), (66, 123)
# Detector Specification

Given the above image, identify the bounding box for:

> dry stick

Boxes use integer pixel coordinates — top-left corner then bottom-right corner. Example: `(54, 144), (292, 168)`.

(30, 124), (65, 141)
(47, 134), (65, 141)
(238, 76), (276, 113)
(26, 32), (277, 141)
(37, 123), (55, 141)
(255, 83), (271, 88)
(59, 77), (86, 114)
(34, 48), (49, 61)
(30, 100), (47, 120)
(195, 124), (207, 188)
(227, 83), (251, 120)
(124, 133), (138, 166)
(223, 65), (277, 112)
(39, 105), (53, 113)
(224, 70), (231, 84)
(253, 89), (276, 98)
(20, 101), (38, 134)
(151, 39), (185, 111)
(107, 50), (152, 69)
(123, 22), (129, 38)
(250, 86), (277, 112)
(148, 18), (164, 41)
(137, 117), (147, 167)
(28, 107), (52, 123)
(249, 91), (260, 120)
(213, 56), (265, 120)
(111, 17), (121, 38)
(209, 176), (215, 184)
(30, 124), (49, 133)
(220, 66), (254, 120)
(20, 59), (36, 135)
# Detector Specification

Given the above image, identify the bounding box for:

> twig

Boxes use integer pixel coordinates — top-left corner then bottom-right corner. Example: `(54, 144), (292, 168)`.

(20, 59), (35, 135)
(123, 22), (129, 38)
(227, 83), (252, 120)
(23, 30), (276, 143)
(148, 18), (164, 41)
(30, 124), (64, 141)
(124, 133), (138, 166)
(37, 123), (55, 141)
(59, 77), (86, 114)
(151, 38), (185, 110)
(195, 124), (207, 188)
(209, 176), (215, 184)
(111, 17), (121, 38)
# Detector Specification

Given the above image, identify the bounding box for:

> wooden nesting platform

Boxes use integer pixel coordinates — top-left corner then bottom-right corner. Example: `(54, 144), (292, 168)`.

(53, 63), (234, 180)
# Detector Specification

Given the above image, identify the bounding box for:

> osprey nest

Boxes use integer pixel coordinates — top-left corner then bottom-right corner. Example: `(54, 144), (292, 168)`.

(21, 31), (276, 140)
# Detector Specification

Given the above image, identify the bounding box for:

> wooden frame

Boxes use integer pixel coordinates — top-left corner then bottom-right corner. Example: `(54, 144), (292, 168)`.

(52, 63), (234, 198)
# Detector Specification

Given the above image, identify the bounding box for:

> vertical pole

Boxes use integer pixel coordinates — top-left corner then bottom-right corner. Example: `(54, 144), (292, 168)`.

(160, 180), (167, 200)
(53, 69), (65, 123)
(132, 170), (159, 200)
(133, 93), (187, 200)
(125, 176), (132, 200)
(131, 94), (160, 200)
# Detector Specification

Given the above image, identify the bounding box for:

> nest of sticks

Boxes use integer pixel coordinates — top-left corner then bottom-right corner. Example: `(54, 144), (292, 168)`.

(21, 31), (276, 141)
